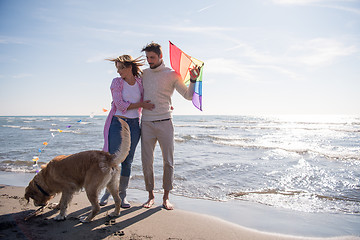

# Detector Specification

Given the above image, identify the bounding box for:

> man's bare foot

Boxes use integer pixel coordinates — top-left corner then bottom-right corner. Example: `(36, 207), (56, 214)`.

(162, 199), (174, 210)
(143, 198), (155, 208)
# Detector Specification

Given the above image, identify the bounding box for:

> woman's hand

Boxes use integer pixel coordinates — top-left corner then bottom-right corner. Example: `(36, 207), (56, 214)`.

(142, 100), (155, 110)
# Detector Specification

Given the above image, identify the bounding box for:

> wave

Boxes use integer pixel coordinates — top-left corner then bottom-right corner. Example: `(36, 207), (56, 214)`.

(174, 134), (360, 161)
(213, 139), (360, 161)
(2, 124), (46, 130)
(1, 125), (46, 130)
(176, 123), (360, 134)
(79, 122), (92, 125)
(228, 189), (360, 214)
(2, 126), (85, 133)
(174, 124), (218, 129)
(228, 189), (360, 203)
(229, 189), (304, 197)
(21, 126), (45, 130)
(0, 160), (46, 173)
(175, 134), (197, 143)
(2, 125), (21, 129)
(174, 116), (360, 134)
(49, 129), (81, 134)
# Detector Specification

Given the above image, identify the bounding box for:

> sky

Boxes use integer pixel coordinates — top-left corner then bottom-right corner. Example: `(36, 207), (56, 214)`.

(0, 0), (359, 116)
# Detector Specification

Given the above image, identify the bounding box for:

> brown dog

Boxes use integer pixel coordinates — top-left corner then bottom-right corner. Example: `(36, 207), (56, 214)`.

(25, 118), (130, 222)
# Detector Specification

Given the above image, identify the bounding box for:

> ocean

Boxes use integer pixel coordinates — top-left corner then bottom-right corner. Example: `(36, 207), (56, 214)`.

(1, 115), (359, 231)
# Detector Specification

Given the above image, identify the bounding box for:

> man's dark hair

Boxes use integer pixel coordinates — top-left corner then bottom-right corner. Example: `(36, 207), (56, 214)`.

(141, 42), (162, 56)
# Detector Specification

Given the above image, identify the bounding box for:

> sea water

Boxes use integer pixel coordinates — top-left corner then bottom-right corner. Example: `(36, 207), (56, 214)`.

(1, 115), (359, 217)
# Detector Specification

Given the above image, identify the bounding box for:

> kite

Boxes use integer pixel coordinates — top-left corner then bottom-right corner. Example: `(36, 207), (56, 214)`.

(169, 41), (204, 111)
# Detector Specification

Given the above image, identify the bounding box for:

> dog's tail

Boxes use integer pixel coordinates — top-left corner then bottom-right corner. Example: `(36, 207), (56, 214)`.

(113, 118), (131, 164)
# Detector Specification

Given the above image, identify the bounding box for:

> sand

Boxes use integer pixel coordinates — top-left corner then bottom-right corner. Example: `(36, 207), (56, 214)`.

(0, 185), (359, 240)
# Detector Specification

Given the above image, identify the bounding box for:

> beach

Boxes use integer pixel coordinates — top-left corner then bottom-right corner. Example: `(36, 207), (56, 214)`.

(1, 184), (358, 240)
(1, 115), (360, 239)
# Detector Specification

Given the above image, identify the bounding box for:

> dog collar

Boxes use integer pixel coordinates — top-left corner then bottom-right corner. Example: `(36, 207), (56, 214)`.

(35, 182), (50, 196)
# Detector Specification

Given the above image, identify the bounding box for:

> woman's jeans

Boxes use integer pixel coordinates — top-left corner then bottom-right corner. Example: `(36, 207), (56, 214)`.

(108, 116), (141, 177)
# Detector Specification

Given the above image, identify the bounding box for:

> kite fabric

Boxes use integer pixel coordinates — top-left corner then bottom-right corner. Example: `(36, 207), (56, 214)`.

(169, 41), (204, 111)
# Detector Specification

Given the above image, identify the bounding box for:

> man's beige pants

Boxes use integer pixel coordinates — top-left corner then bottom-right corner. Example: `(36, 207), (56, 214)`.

(141, 119), (174, 191)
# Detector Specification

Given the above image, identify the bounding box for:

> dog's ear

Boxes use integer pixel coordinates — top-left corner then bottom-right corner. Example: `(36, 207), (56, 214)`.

(24, 190), (30, 204)
(40, 164), (47, 169)
(24, 182), (35, 204)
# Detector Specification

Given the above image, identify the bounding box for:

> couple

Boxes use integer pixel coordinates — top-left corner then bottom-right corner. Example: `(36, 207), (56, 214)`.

(100, 42), (200, 210)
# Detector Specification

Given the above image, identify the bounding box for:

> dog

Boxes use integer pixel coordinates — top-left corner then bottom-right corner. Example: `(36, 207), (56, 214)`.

(25, 118), (130, 222)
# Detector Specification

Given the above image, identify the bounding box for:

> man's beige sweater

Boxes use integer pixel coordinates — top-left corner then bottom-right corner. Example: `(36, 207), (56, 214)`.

(141, 61), (195, 121)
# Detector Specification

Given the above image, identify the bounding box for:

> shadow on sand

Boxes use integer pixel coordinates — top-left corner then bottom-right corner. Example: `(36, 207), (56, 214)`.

(0, 202), (163, 239)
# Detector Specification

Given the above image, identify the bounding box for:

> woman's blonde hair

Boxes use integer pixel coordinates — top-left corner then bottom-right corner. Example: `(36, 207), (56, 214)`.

(107, 55), (144, 78)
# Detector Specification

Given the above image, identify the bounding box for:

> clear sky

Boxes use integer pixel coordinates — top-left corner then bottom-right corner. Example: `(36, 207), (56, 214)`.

(0, 0), (359, 116)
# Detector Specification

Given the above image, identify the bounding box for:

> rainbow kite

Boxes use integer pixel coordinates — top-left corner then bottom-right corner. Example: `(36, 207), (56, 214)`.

(169, 41), (204, 111)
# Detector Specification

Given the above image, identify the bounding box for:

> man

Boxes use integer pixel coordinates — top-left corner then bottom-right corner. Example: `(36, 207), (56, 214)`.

(141, 42), (200, 210)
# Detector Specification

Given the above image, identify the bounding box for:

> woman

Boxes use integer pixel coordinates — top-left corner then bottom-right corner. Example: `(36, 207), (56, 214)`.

(101, 55), (154, 208)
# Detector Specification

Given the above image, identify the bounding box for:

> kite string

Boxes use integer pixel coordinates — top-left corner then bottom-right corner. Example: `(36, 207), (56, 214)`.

(32, 108), (109, 172)
(32, 125), (71, 171)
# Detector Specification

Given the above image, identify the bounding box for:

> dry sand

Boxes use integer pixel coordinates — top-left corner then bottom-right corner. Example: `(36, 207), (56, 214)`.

(0, 185), (358, 240)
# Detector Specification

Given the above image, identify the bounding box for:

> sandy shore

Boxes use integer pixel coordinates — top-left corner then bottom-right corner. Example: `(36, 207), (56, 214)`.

(1, 185), (359, 240)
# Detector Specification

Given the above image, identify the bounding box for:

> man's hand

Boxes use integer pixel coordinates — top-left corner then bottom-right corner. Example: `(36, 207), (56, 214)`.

(189, 66), (201, 82)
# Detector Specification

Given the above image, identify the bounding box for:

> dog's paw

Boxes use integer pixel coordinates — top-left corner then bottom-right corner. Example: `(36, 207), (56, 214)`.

(109, 212), (120, 218)
(79, 216), (91, 223)
(54, 214), (66, 221)
(48, 202), (60, 210)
